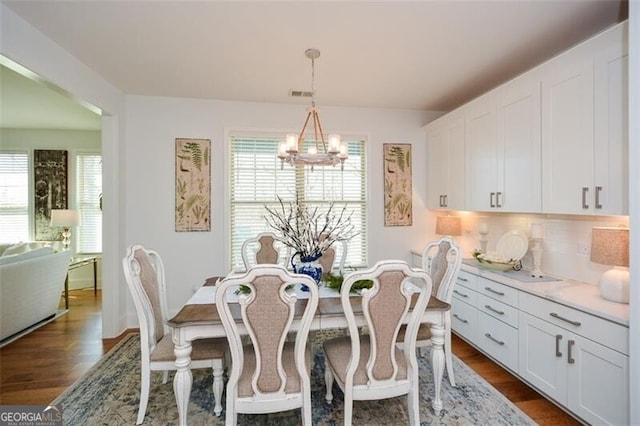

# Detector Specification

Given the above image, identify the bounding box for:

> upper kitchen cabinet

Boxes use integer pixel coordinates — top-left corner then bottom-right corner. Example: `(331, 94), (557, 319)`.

(426, 111), (465, 210)
(542, 22), (628, 215)
(466, 72), (541, 213)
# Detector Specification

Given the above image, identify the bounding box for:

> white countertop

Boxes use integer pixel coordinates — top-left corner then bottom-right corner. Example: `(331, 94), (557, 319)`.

(461, 261), (630, 327)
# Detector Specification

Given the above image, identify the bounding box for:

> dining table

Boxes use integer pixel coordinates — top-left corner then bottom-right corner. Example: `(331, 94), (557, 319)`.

(168, 276), (451, 426)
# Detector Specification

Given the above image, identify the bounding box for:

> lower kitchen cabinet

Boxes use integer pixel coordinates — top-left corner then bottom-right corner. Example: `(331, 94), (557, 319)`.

(448, 265), (629, 425)
(519, 304), (629, 425)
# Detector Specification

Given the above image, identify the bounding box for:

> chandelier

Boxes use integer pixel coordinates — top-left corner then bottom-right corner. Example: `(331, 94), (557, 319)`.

(278, 48), (348, 170)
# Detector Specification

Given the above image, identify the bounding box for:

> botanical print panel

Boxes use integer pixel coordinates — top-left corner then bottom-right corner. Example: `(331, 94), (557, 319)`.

(175, 138), (211, 231)
(34, 149), (68, 241)
(383, 143), (412, 226)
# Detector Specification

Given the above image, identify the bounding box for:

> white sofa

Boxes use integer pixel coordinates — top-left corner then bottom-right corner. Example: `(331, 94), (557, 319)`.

(0, 243), (71, 341)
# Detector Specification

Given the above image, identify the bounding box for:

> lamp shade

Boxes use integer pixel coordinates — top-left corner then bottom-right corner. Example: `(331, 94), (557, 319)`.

(590, 227), (629, 267)
(436, 216), (462, 236)
(51, 209), (79, 227)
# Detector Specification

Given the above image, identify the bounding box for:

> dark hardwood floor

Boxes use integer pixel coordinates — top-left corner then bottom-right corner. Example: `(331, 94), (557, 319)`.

(0, 289), (579, 425)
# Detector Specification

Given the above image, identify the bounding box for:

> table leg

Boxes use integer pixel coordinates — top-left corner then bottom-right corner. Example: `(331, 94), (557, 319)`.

(64, 274), (69, 310)
(429, 322), (445, 415)
(92, 259), (98, 295)
(173, 334), (193, 426)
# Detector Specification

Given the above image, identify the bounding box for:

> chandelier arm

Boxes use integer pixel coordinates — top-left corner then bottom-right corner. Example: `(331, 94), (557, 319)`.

(313, 109), (328, 152)
(298, 110), (314, 147)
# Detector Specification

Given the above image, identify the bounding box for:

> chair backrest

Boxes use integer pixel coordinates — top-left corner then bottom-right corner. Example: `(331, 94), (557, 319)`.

(122, 244), (169, 361)
(241, 232), (291, 270)
(316, 238), (348, 279)
(216, 265), (318, 400)
(422, 237), (462, 303)
(341, 260), (432, 389)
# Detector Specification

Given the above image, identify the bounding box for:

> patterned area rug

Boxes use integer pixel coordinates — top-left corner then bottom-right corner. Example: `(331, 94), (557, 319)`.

(52, 333), (535, 425)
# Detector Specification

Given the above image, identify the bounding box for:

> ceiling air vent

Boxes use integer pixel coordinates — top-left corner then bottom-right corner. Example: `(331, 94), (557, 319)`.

(289, 90), (314, 98)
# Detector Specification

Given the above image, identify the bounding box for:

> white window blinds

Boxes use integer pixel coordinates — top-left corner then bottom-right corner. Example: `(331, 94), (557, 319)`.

(76, 154), (102, 253)
(0, 152), (29, 243)
(229, 133), (367, 271)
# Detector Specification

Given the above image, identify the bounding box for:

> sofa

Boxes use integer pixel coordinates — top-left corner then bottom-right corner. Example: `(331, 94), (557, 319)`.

(0, 242), (71, 341)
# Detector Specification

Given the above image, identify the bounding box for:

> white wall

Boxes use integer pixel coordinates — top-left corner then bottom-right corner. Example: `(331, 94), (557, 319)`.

(124, 95), (439, 319)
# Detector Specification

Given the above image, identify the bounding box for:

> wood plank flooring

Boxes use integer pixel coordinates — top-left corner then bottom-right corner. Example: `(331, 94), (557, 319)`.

(0, 289), (580, 425)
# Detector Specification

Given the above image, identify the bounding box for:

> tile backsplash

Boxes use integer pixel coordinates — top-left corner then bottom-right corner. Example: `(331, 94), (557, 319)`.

(426, 211), (630, 286)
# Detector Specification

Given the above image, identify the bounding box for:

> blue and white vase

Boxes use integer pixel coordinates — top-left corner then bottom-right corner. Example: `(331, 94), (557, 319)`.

(292, 253), (323, 291)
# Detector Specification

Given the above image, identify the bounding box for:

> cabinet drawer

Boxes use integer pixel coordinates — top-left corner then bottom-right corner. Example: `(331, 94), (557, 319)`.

(519, 292), (628, 355)
(451, 298), (477, 342)
(452, 285), (478, 306)
(456, 270), (477, 291)
(478, 277), (518, 307)
(478, 293), (518, 328)
(477, 312), (519, 372)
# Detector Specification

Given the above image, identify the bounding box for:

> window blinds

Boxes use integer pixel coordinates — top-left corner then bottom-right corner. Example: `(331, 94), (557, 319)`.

(229, 134), (367, 271)
(0, 152), (29, 243)
(76, 153), (102, 253)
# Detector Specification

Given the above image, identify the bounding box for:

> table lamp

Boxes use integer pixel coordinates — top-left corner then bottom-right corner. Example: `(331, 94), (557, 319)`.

(51, 209), (79, 250)
(590, 227), (629, 304)
(436, 215), (462, 238)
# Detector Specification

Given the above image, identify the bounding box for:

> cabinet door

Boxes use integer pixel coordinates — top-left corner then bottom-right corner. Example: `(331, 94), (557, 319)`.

(445, 115), (465, 210)
(541, 45), (594, 214)
(567, 334), (629, 425)
(518, 311), (568, 403)
(466, 94), (497, 211)
(426, 121), (447, 209)
(497, 74), (541, 212)
(593, 23), (629, 215)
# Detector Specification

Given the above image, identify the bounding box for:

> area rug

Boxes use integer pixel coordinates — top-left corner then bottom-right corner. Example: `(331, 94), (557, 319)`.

(52, 333), (535, 425)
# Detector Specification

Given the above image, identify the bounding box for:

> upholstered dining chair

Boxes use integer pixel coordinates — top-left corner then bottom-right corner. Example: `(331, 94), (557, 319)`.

(316, 237), (348, 279)
(323, 260), (432, 425)
(397, 237), (462, 386)
(215, 265), (319, 426)
(122, 244), (227, 424)
(241, 232), (291, 270)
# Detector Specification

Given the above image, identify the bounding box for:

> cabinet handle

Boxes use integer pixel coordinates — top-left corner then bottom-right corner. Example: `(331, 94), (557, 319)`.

(453, 289), (469, 298)
(582, 187), (589, 209)
(484, 304), (505, 315)
(555, 334), (563, 357)
(444, 194), (448, 207)
(453, 314), (468, 324)
(550, 312), (581, 327)
(490, 192), (496, 208)
(567, 339), (576, 364)
(484, 333), (505, 346)
(595, 186), (603, 209)
(484, 286), (505, 296)
(496, 192), (502, 208)
(458, 277), (468, 282)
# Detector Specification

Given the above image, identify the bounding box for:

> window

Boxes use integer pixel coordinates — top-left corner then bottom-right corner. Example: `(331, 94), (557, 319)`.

(0, 152), (29, 243)
(229, 133), (367, 271)
(76, 153), (102, 253)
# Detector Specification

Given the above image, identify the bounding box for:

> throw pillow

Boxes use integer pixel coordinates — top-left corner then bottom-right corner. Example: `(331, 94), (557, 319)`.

(2, 242), (28, 256)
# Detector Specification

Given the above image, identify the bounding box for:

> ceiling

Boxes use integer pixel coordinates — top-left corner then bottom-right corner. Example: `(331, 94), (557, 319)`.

(1, 1), (627, 131)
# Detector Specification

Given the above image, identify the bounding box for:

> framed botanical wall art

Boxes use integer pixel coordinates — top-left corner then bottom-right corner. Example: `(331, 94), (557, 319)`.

(383, 143), (412, 227)
(175, 138), (211, 232)
(34, 149), (68, 241)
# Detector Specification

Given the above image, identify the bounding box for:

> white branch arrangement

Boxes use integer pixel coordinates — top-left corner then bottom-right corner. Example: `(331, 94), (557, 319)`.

(264, 196), (357, 260)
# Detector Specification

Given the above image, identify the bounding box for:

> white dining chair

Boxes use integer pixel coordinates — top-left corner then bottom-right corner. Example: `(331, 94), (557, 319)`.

(240, 232), (291, 270)
(322, 260), (432, 425)
(215, 265), (318, 426)
(398, 237), (462, 386)
(122, 244), (227, 424)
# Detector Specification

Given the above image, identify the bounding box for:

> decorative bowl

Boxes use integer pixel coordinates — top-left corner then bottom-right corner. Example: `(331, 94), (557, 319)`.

(475, 258), (516, 272)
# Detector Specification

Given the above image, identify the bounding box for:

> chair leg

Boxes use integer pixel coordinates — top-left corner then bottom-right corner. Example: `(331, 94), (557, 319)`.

(407, 380), (421, 426)
(137, 366), (151, 425)
(225, 387), (237, 426)
(212, 363), (224, 416)
(324, 365), (334, 403)
(344, 389), (353, 425)
(444, 316), (456, 387)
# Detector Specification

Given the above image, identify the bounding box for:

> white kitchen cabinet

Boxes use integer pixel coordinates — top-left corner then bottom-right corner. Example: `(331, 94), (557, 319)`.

(467, 73), (541, 212)
(519, 299), (629, 426)
(541, 22), (628, 215)
(426, 112), (465, 210)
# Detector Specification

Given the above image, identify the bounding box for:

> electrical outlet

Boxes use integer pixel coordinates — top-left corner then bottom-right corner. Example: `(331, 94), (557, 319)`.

(577, 242), (590, 255)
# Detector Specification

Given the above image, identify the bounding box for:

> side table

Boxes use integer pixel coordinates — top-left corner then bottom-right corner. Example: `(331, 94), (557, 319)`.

(64, 256), (99, 309)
